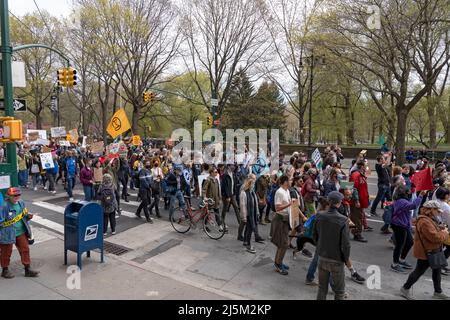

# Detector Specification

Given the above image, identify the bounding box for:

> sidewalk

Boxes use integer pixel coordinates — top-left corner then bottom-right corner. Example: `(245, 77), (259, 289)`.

(0, 231), (230, 300)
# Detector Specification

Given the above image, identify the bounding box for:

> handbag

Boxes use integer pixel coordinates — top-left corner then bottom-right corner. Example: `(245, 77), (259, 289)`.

(416, 221), (448, 270)
(31, 164), (40, 174)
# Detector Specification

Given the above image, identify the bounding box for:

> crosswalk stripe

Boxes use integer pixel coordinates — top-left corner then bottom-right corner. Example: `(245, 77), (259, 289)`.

(32, 216), (64, 234)
(33, 201), (66, 214)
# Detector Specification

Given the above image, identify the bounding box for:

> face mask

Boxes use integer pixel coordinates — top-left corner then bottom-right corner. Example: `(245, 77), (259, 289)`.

(337, 174), (346, 181)
(146, 165), (152, 169)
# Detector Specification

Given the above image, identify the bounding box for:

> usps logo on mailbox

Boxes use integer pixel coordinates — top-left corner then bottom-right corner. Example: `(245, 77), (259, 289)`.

(84, 225), (99, 241)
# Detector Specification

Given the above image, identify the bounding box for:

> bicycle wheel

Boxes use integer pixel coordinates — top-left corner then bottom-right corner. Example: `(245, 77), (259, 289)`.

(170, 208), (192, 234)
(203, 211), (225, 240)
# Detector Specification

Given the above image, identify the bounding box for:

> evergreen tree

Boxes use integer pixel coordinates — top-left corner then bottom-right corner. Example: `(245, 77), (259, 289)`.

(222, 68), (255, 128)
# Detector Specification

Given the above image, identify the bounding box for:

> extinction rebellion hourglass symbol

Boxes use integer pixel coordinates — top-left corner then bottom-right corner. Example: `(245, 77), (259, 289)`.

(111, 117), (122, 132)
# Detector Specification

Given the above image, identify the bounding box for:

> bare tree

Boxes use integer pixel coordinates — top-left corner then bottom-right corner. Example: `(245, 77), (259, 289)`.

(180, 0), (269, 120)
(262, 0), (325, 143)
(322, 0), (450, 163)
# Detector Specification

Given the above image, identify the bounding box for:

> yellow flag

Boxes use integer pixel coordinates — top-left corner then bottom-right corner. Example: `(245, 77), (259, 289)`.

(107, 109), (131, 139)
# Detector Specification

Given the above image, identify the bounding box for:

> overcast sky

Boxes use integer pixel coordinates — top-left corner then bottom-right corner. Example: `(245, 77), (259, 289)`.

(10, 0), (72, 17)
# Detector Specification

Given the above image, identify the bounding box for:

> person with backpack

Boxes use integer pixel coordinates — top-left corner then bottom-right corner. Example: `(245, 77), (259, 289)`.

(136, 160), (154, 224)
(98, 174), (118, 236)
(149, 160), (163, 218)
(65, 150), (78, 201)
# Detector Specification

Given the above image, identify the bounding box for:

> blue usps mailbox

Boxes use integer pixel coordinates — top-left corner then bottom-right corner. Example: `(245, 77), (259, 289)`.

(64, 201), (104, 269)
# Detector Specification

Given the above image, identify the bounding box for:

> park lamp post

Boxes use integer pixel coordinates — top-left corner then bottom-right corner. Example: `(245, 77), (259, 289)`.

(299, 51), (326, 148)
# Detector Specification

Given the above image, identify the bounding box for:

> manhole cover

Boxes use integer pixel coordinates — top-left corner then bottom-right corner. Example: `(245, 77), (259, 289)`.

(103, 241), (132, 256)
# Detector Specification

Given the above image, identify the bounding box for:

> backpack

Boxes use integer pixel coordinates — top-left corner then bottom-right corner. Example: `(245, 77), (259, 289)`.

(303, 214), (316, 239)
(101, 187), (116, 213)
(163, 175), (176, 194)
(269, 185), (279, 212)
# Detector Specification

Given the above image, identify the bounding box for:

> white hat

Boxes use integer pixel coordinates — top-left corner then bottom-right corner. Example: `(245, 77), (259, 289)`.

(423, 200), (443, 212)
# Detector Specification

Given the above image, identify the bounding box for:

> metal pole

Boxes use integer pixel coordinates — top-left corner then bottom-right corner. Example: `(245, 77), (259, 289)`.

(211, 88), (217, 129)
(57, 86), (61, 127)
(308, 53), (314, 148)
(1, 0), (18, 187)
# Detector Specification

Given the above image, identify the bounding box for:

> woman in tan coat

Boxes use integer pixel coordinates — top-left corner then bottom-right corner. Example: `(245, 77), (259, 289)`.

(400, 201), (449, 300)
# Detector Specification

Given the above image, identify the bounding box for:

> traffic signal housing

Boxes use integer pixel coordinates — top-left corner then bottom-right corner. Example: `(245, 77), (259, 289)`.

(57, 67), (77, 88)
(143, 91), (156, 104)
(207, 115), (213, 128)
(57, 68), (68, 87)
(67, 68), (77, 88)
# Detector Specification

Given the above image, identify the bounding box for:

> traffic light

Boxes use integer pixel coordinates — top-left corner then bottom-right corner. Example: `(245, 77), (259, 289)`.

(143, 91), (151, 103)
(57, 68), (68, 87)
(149, 92), (156, 103)
(57, 67), (77, 88)
(207, 115), (213, 128)
(67, 68), (77, 88)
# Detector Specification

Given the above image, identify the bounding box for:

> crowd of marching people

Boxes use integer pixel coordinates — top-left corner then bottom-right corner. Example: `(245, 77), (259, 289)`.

(10, 139), (450, 299)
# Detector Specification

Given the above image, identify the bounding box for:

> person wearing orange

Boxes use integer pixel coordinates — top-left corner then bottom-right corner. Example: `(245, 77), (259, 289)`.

(0, 188), (39, 279)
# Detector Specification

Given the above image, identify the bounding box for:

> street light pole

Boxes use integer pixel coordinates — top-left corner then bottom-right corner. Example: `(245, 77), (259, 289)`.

(308, 53), (315, 148)
(0, 0), (18, 187)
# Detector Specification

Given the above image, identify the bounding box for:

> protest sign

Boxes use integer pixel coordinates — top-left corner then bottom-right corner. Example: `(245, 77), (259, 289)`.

(59, 140), (71, 147)
(68, 129), (79, 144)
(50, 127), (66, 138)
(312, 148), (322, 169)
(91, 141), (104, 154)
(40, 153), (54, 169)
(27, 130), (47, 140)
(132, 135), (141, 146)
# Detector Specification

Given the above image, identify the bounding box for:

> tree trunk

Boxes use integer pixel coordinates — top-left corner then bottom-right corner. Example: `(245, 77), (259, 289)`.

(386, 116), (396, 147)
(371, 121), (376, 144)
(343, 94), (355, 146)
(132, 105), (140, 134)
(427, 91), (437, 149)
(395, 107), (409, 165)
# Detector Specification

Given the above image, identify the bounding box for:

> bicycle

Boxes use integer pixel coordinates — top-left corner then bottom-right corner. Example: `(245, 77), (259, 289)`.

(170, 198), (226, 240)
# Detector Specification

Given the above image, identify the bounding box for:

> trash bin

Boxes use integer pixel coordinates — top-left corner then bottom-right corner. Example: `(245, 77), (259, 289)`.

(64, 201), (104, 269)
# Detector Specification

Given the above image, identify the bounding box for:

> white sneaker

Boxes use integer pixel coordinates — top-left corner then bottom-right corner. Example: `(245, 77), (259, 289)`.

(33, 187), (37, 191)
(112, 231), (116, 235)
(51, 191), (57, 194)
(69, 198), (74, 202)
(43, 187), (48, 190)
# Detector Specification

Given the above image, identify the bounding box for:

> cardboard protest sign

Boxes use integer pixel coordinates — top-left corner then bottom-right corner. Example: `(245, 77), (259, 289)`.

(28, 131), (39, 142)
(68, 129), (79, 144)
(91, 141), (104, 154)
(50, 127), (66, 138)
(290, 204), (300, 230)
(40, 153), (54, 169)
(107, 143), (120, 155)
(119, 142), (128, 157)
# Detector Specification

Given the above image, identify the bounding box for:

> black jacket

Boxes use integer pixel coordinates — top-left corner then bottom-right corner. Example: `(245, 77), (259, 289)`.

(375, 163), (391, 186)
(313, 208), (351, 263)
(166, 172), (187, 195)
(221, 172), (235, 198)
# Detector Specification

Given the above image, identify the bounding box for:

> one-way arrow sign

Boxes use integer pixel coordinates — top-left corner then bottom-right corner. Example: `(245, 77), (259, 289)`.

(0, 99), (27, 112)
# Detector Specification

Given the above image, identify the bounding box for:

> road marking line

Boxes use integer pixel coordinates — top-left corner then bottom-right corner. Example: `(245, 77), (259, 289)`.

(367, 219), (383, 224)
(32, 216), (64, 234)
(33, 201), (66, 214)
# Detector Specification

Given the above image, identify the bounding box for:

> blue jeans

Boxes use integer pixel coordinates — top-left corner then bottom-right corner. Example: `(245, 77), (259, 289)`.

(307, 252), (319, 281)
(169, 190), (186, 217)
(371, 184), (391, 214)
(67, 176), (76, 198)
(83, 185), (94, 202)
(32, 173), (41, 188)
(18, 170), (28, 187)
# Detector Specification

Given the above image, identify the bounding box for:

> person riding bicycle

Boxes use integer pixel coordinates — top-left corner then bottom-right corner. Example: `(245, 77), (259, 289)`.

(167, 165), (188, 218)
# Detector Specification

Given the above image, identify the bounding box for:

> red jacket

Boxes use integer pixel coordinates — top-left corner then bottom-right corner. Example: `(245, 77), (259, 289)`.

(350, 170), (369, 209)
